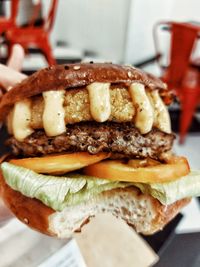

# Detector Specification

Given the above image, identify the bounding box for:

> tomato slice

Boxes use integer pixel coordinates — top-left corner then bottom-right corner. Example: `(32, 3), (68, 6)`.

(128, 158), (160, 168)
(9, 152), (110, 174)
(84, 156), (190, 183)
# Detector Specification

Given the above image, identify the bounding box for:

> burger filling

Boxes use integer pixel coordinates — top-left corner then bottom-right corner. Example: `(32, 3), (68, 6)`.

(6, 82), (174, 160)
(6, 82), (172, 142)
(7, 122), (174, 160)
(1, 75), (199, 213)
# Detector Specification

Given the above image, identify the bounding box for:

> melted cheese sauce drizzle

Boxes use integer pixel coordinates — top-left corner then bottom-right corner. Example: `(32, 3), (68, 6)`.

(149, 90), (171, 133)
(9, 82), (171, 142)
(129, 83), (154, 134)
(42, 90), (66, 136)
(12, 99), (33, 141)
(87, 82), (111, 122)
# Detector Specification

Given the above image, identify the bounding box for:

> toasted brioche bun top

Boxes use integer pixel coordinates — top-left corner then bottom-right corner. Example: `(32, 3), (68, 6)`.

(0, 63), (166, 121)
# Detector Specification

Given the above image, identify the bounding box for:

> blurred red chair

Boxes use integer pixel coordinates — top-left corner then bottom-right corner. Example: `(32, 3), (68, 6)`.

(154, 21), (200, 143)
(5, 0), (58, 65)
(0, 0), (19, 36)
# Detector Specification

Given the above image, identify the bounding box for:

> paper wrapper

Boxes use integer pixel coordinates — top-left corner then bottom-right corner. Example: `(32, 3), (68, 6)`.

(75, 214), (158, 267)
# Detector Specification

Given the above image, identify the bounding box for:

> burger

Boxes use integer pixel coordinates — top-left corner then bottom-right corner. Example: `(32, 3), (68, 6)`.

(0, 63), (199, 238)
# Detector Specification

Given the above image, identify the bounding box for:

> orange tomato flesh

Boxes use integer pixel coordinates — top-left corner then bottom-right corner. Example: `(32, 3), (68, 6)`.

(128, 158), (160, 168)
(84, 156), (190, 183)
(9, 152), (110, 174)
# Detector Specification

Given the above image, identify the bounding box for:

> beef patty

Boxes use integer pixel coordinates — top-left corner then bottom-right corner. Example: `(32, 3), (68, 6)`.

(6, 122), (175, 161)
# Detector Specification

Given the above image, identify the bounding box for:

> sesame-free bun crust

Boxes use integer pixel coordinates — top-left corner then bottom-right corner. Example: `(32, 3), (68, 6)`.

(0, 63), (166, 121)
(0, 171), (190, 238)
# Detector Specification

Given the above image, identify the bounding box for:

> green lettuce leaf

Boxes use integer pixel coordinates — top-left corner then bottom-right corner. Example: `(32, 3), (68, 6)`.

(133, 171), (200, 205)
(1, 162), (200, 211)
(1, 162), (130, 211)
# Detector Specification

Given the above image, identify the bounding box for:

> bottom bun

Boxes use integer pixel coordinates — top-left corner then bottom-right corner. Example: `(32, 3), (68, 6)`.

(0, 172), (190, 238)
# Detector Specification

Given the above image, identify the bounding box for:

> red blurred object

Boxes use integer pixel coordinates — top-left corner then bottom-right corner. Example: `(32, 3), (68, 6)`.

(0, 0), (19, 36)
(154, 21), (200, 143)
(5, 0), (58, 65)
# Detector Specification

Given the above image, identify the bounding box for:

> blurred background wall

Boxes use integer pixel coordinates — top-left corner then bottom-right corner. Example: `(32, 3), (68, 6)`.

(41, 0), (200, 63)
(49, 0), (131, 62)
(125, 0), (200, 63)
(3, 0), (200, 65)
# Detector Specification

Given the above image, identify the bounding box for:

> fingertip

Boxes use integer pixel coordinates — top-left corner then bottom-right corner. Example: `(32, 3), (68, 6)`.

(7, 44), (25, 71)
(12, 44), (25, 59)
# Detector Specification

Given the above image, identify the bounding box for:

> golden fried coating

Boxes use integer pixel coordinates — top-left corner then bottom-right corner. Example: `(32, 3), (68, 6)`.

(30, 87), (135, 129)
(31, 96), (44, 129)
(64, 89), (92, 124)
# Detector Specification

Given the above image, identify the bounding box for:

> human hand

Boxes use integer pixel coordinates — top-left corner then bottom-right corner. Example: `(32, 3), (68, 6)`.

(0, 44), (27, 128)
(0, 44), (27, 93)
(0, 44), (27, 226)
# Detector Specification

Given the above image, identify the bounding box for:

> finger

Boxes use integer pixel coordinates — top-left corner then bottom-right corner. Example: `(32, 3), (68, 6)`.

(0, 64), (27, 90)
(6, 44), (25, 71)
